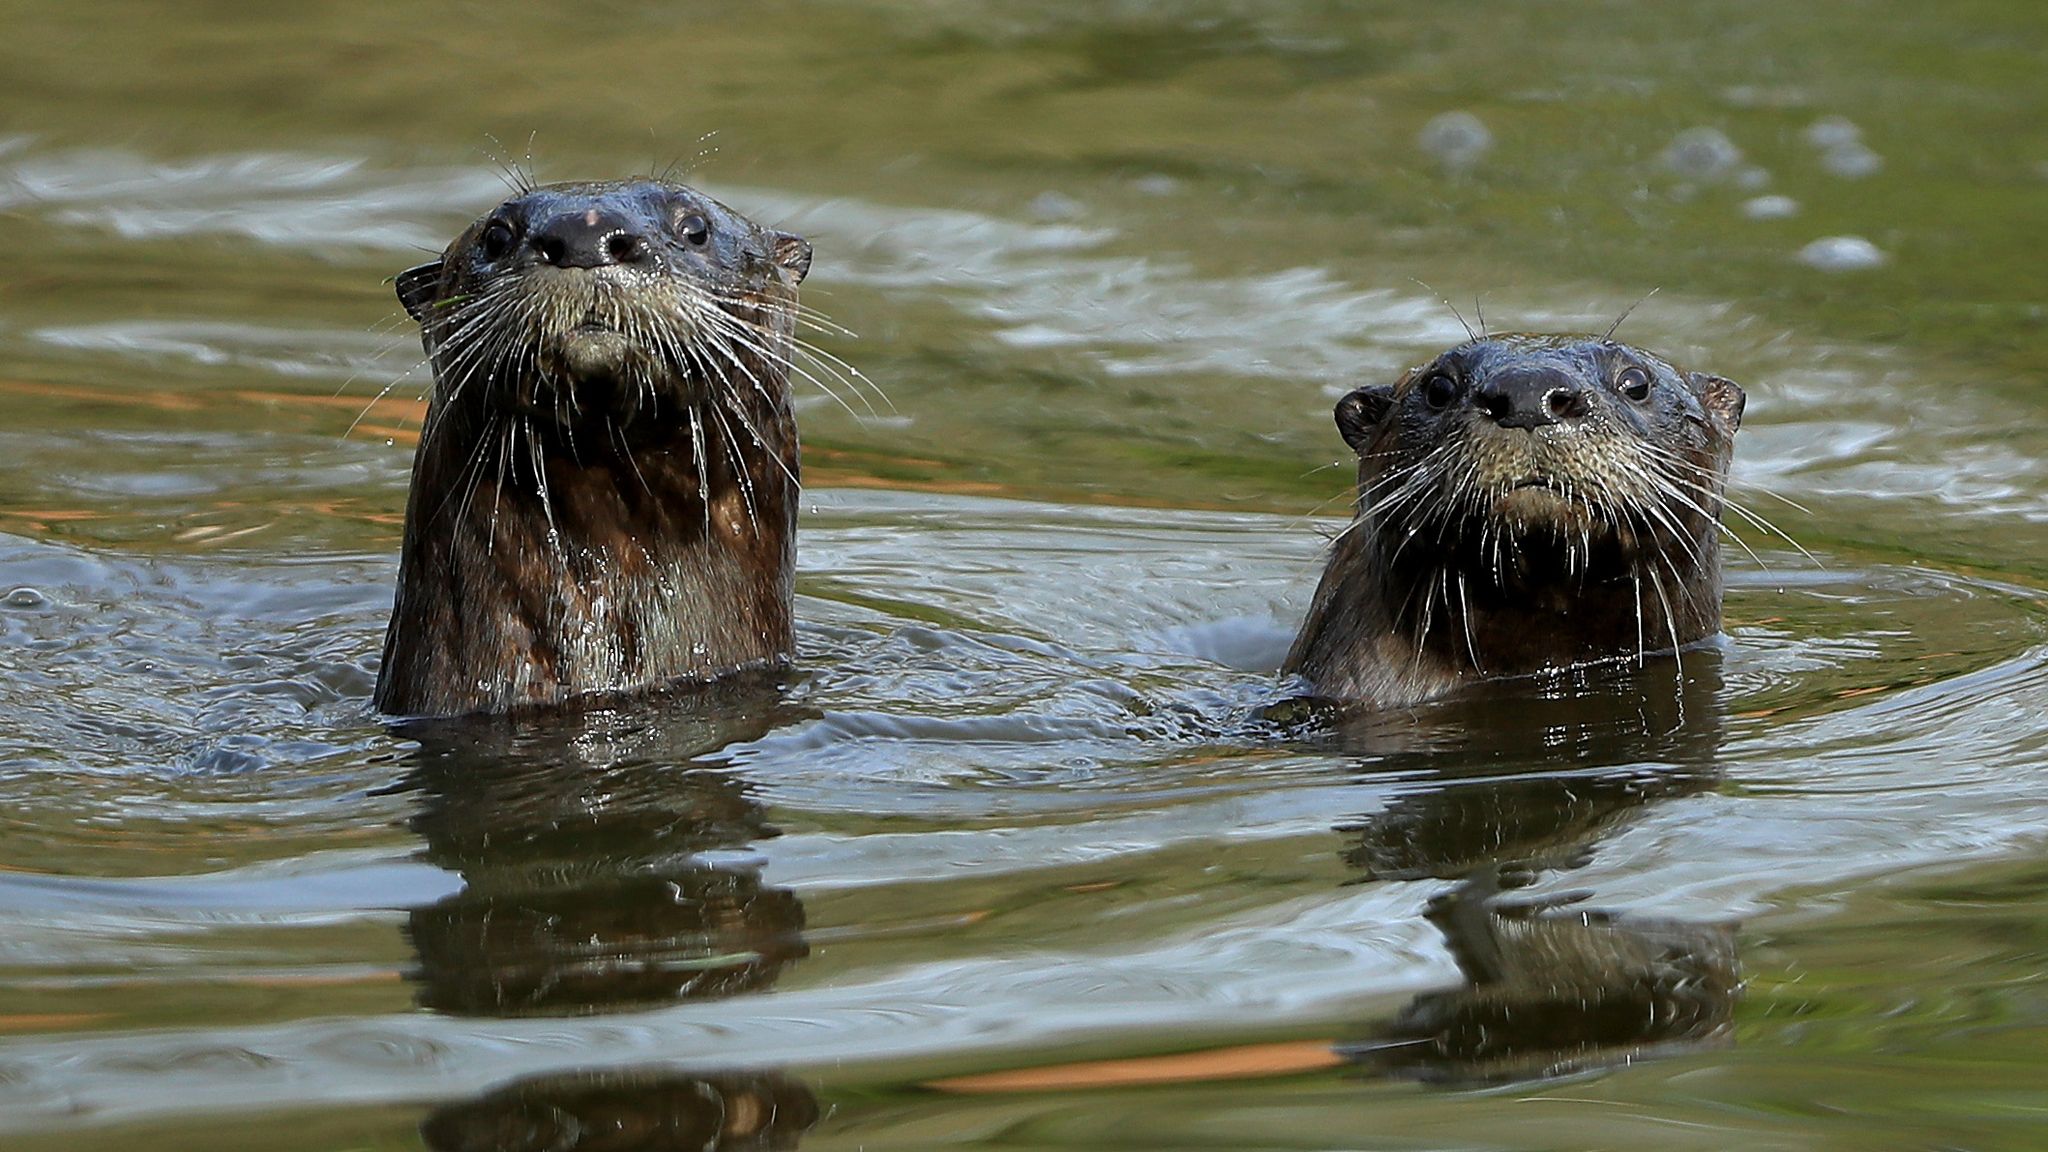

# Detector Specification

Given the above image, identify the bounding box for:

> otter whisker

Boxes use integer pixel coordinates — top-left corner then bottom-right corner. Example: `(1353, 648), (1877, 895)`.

(1632, 485), (1714, 573)
(795, 339), (891, 413)
(688, 404), (712, 540)
(486, 412), (516, 552)
(1295, 478), (1367, 529)
(707, 401), (763, 536)
(1395, 564), (1438, 665)
(518, 416), (562, 554)
(689, 295), (872, 414)
(419, 306), (517, 420)
(1636, 440), (1812, 561)
(1630, 570), (1648, 667)
(1325, 450), (1450, 552)
(1411, 279), (1476, 344)
(718, 384), (801, 496)
(437, 411), (501, 533)
(1351, 456), (1443, 525)
(693, 322), (782, 414)
(418, 291), (532, 452)
(608, 414), (654, 498)
(344, 348), (433, 441)
(778, 299), (859, 339)
(1603, 286), (1661, 341)
(705, 297), (887, 410)
(1455, 572), (1483, 673)
(1648, 550), (1686, 673)
(1639, 467), (1764, 573)
(698, 306), (869, 420)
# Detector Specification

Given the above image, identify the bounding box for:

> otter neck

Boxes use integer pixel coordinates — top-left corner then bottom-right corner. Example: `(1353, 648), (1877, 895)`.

(1376, 515), (1725, 679)
(375, 378), (799, 718)
(1284, 509), (1724, 710)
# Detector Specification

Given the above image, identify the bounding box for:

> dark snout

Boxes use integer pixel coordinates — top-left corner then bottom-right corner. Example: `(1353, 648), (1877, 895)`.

(1472, 364), (1590, 430)
(529, 205), (654, 269)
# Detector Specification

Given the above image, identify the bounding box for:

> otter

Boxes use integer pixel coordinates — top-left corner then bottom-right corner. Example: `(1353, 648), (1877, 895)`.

(1283, 335), (1746, 708)
(374, 179), (814, 717)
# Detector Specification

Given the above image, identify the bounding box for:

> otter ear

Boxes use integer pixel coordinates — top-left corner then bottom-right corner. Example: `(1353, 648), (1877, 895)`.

(768, 232), (812, 284)
(1334, 384), (1396, 453)
(1690, 372), (1746, 433)
(394, 260), (443, 323)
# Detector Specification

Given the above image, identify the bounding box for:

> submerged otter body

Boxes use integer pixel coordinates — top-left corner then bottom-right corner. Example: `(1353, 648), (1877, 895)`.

(375, 179), (814, 717)
(1284, 335), (1746, 708)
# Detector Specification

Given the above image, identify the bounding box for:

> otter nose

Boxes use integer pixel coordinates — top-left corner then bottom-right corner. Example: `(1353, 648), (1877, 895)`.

(529, 206), (652, 269)
(1473, 367), (1590, 430)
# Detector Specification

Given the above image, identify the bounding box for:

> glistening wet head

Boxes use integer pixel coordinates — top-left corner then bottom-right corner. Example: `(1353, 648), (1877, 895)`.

(394, 180), (811, 432)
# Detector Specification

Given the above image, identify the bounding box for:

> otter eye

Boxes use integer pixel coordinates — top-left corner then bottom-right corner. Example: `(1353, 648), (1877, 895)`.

(678, 213), (711, 246)
(479, 218), (517, 262)
(1422, 371), (1460, 410)
(1617, 365), (1653, 403)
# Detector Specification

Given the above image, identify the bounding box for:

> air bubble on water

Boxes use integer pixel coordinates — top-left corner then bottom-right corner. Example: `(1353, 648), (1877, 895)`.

(1662, 127), (1743, 183)
(4, 587), (46, 609)
(1743, 195), (1801, 220)
(1798, 235), (1887, 271)
(1417, 111), (1493, 171)
(1804, 116), (1882, 179)
(1821, 141), (1883, 179)
(1803, 116), (1863, 150)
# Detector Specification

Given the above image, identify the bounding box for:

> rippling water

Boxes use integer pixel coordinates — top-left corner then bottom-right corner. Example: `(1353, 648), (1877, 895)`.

(3, 3), (2046, 1149)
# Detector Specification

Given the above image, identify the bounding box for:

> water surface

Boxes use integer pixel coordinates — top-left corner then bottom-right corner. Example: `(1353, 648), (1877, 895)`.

(2, 3), (2046, 1149)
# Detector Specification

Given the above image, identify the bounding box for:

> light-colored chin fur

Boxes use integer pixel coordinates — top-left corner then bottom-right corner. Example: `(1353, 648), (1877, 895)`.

(523, 284), (713, 423)
(1489, 485), (1600, 533)
(549, 328), (636, 380)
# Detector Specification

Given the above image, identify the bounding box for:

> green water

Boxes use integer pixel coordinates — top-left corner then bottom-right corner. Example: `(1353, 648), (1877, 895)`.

(1, 3), (2045, 1149)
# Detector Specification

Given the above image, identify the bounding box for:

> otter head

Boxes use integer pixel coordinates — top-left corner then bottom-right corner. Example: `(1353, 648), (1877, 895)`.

(1336, 335), (1743, 576)
(1285, 334), (1748, 704)
(395, 179), (812, 433)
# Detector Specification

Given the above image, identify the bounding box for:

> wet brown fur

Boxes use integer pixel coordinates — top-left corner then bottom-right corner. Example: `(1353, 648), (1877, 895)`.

(376, 179), (813, 717)
(1284, 335), (1747, 708)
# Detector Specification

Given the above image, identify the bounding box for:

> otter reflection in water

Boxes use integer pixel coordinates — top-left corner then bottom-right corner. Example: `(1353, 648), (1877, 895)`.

(393, 682), (820, 1148)
(421, 1068), (817, 1152)
(1287, 335), (1753, 709)
(1337, 653), (1740, 1083)
(1348, 880), (1738, 1084)
(399, 686), (809, 1015)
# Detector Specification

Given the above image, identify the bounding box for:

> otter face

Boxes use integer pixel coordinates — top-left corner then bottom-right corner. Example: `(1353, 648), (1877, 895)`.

(1335, 335), (1744, 554)
(1285, 334), (1750, 700)
(394, 180), (812, 430)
